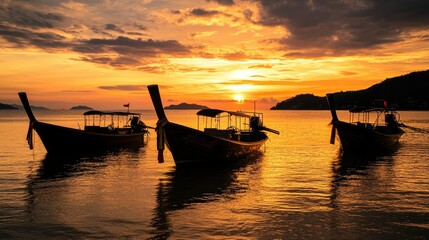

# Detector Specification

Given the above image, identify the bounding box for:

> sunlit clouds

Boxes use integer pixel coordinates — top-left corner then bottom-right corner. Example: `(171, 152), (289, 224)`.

(0, 0), (428, 110)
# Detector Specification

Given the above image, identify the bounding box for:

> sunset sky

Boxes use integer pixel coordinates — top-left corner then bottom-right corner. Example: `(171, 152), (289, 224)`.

(1, 0), (428, 110)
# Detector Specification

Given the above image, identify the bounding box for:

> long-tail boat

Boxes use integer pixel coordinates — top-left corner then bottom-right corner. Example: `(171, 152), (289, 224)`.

(147, 85), (279, 165)
(18, 92), (151, 154)
(326, 94), (404, 152)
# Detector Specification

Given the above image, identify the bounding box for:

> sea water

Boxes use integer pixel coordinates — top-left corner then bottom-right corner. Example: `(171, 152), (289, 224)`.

(0, 109), (428, 239)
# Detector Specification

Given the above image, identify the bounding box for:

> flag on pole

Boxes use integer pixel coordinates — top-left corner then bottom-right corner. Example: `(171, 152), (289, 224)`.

(124, 103), (130, 112)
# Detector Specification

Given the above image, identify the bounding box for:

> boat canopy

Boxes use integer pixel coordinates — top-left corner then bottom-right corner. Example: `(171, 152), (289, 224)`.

(83, 110), (140, 116)
(349, 107), (397, 113)
(196, 109), (251, 118)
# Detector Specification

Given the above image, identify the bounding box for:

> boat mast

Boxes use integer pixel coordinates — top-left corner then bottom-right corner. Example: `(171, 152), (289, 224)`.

(253, 100), (256, 116)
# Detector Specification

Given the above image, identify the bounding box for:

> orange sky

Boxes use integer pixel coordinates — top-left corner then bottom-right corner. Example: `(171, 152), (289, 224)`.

(1, 0), (428, 110)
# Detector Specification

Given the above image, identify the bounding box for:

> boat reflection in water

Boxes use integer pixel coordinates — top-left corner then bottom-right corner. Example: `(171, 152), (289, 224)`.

(330, 146), (400, 208)
(325, 146), (429, 239)
(24, 147), (144, 238)
(29, 147), (142, 180)
(150, 154), (263, 239)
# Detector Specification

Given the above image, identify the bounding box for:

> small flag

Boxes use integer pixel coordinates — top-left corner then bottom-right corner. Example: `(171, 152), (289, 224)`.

(124, 103), (129, 107)
(383, 100), (387, 108)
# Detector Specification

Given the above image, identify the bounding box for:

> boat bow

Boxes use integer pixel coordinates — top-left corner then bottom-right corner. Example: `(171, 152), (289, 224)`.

(326, 94), (339, 144)
(147, 85), (168, 163)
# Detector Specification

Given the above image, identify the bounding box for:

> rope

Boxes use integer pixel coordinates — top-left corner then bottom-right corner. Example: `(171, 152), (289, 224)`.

(27, 121), (34, 150)
(156, 118), (168, 163)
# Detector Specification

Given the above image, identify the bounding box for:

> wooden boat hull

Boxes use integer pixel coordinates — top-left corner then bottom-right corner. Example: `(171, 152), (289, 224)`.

(163, 122), (267, 165)
(333, 120), (404, 152)
(33, 121), (145, 153)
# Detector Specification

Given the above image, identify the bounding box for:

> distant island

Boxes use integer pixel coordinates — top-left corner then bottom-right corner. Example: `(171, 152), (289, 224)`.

(0, 103), (49, 110)
(1, 103), (93, 111)
(70, 105), (93, 110)
(164, 102), (209, 110)
(271, 70), (429, 110)
(0, 103), (18, 109)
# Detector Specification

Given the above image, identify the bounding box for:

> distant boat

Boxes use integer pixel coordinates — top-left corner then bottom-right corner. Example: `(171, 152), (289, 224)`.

(147, 85), (279, 165)
(18, 92), (151, 154)
(326, 94), (404, 152)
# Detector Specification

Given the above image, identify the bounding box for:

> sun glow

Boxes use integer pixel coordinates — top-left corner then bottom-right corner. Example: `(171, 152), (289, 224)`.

(229, 69), (259, 79)
(229, 84), (253, 92)
(233, 94), (244, 103)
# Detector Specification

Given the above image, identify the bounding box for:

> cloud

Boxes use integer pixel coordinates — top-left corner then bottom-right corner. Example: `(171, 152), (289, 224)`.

(133, 23), (147, 31)
(0, 2), (193, 72)
(0, 5), (64, 29)
(61, 90), (94, 93)
(75, 36), (192, 68)
(98, 85), (147, 91)
(248, 64), (273, 69)
(81, 36), (191, 56)
(206, 0), (235, 6)
(190, 8), (221, 17)
(340, 71), (357, 76)
(0, 24), (70, 49)
(258, 97), (278, 104)
(104, 24), (125, 33)
(221, 51), (264, 61)
(99, 84), (173, 91)
(215, 79), (300, 86)
(252, 0), (429, 56)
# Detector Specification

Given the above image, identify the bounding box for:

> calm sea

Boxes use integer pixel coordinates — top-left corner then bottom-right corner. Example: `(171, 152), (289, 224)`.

(0, 109), (428, 239)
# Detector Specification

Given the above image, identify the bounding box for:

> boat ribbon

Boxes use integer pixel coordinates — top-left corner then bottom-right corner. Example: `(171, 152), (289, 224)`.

(26, 121), (34, 150)
(156, 117), (168, 163)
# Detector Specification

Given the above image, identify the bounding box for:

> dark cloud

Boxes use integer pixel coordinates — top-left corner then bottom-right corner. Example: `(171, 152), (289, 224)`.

(206, 0), (235, 6)
(80, 56), (143, 69)
(98, 85), (147, 91)
(258, 97), (278, 103)
(0, 3), (192, 72)
(0, 5), (64, 29)
(65, 34), (191, 70)
(0, 24), (70, 49)
(190, 8), (221, 17)
(72, 44), (105, 53)
(127, 31), (145, 36)
(133, 23), (147, 31)
(91, 27), (113, 37)
(253, 0), (429, 56)
(104, 24), (125, 33)
(82, 36), (191, 56)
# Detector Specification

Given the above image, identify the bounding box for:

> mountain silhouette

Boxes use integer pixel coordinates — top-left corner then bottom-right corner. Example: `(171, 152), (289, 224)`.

(271, 70), (429, 110)
(164, 102), (209, 110)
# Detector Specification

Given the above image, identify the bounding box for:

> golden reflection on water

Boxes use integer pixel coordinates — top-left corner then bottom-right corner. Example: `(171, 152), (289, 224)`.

(0, 109), (428, 238)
